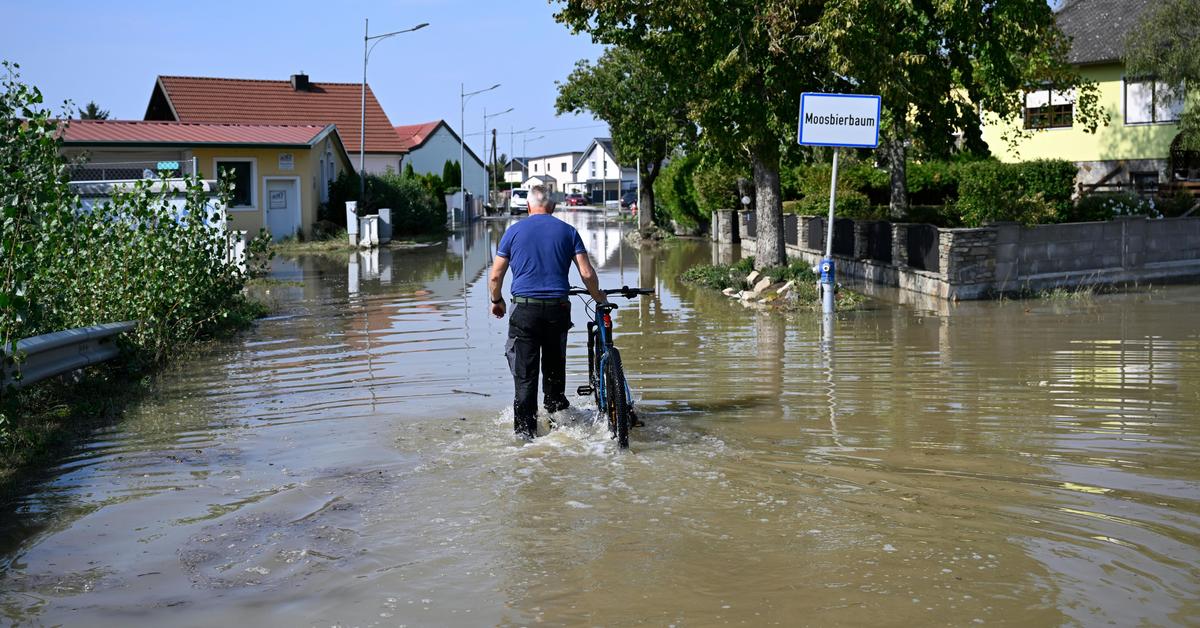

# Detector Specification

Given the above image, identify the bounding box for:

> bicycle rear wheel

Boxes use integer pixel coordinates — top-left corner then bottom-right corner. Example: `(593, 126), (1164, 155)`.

(604, 347), (631, 449)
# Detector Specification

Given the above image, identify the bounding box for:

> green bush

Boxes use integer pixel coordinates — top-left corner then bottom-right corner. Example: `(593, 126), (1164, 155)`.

(1071, 190), (1198, 221)
(907, 161), (961, 206)
(654, 153), (703, 227)
(787, 163), (880, 218)
(370, 170), (443, 235)
(956, 159), (1077, 226)
(326, 169), (444, 236)
(1, 62), (270, 372)
(692, 159), (743, 217)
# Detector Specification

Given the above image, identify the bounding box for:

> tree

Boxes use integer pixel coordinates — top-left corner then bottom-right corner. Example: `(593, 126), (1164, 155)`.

(811, 0), (1104, 217)
(1124, 0), (1200, 151)
(554, 2), (829, 267)
(555, 45), (694, 233)
(442, 160), (461, 191)
(80, 100), (109, 120)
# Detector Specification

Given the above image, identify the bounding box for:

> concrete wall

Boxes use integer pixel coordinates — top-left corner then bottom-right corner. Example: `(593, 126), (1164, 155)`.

(738, 211), (1200, 300)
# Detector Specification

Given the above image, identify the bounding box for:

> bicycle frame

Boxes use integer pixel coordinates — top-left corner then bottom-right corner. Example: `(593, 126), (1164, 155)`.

(586, 304), (633, 418)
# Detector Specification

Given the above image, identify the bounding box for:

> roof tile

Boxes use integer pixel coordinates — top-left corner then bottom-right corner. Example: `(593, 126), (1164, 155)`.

(61, 120), (329, 145)
(155, 76), (405, 153)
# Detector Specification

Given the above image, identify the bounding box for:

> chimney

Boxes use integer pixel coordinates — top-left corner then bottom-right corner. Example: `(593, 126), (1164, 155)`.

(290, 72), (310, 91)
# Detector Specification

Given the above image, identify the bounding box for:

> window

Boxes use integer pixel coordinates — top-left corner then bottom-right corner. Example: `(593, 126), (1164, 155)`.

(590, 160), (596, 178)
(534, 163), (539, 172)
(561, 162), (567, 172)
(214, 158), (255, 208)
(1023, 88), (1073, 129)
(1125, 78), (1183, 124)
(1131, 171), (1159, 194)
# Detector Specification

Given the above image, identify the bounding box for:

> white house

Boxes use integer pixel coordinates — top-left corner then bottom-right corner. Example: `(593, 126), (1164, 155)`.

(394, 120), (487, 199)
(573, 138), (636, 203)
(524, 174), (558, 190)
(504, 157), (527, 184)
(524, 151), (584, 192)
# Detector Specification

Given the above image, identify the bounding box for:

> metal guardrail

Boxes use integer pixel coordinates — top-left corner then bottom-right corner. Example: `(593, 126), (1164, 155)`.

(2, 321), (137, 390)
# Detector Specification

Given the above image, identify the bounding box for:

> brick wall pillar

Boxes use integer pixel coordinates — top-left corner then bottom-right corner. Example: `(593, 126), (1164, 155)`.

(941, 227), (998, 286)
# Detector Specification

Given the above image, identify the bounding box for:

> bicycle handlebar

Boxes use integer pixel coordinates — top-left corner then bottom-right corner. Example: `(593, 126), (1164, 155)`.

(567, 285), (654, 299)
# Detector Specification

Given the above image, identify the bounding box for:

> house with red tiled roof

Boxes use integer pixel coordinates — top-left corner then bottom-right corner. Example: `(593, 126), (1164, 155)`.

(393, 119), (486, 198)
(61, 119), (353, 241)
(144, 73), (409, 176)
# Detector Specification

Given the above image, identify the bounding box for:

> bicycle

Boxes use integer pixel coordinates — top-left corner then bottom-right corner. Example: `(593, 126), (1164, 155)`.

(567, 285), (653, 449)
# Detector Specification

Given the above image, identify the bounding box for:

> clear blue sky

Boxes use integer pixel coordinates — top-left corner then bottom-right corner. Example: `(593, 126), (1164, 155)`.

(0, 0), (608, 159)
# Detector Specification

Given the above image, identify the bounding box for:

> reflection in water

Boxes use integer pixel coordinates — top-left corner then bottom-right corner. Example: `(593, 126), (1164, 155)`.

(1, 211), (1199, 626)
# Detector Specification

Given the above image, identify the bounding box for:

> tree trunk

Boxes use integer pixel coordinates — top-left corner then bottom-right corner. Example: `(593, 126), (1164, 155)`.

(638, 160), (659, 233)
(884, 136), (909, 220)
(752, 148), (785, 269)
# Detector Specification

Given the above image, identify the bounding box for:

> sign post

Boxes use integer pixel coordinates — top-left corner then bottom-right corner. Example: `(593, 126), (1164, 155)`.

(797, 92), (881, 315)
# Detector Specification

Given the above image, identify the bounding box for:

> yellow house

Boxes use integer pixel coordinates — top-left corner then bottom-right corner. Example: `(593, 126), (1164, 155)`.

(980, 0), (1192, 191)
(61, 120), (353, 240)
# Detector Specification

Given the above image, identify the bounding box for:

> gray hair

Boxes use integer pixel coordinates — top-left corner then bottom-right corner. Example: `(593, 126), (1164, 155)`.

(528, 185), (552, 211)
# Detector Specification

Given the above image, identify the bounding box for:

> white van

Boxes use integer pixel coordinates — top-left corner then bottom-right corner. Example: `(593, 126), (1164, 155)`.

(509, 189), (529, 215)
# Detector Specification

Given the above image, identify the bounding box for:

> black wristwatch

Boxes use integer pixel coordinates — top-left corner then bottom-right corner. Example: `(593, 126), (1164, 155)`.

(491, 296), (505, 304)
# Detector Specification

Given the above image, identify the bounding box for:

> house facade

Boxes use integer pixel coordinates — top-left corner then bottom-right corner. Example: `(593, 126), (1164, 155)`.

(524, 152), (583, 192)
(144, 73), (408, 175)
(503, 158), (527, 184)
(61, 120), (353, 241)
(573, 138), (636, 202)
(394, 120), (487, 199)
(980, 0), (1192, 190)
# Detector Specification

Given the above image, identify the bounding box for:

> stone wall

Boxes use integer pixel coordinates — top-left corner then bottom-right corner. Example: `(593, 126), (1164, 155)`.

(738, 213), (1200, 300)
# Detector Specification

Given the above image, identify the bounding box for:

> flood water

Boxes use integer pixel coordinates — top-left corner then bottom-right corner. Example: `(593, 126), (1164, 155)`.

(2, 211), (1199, 626)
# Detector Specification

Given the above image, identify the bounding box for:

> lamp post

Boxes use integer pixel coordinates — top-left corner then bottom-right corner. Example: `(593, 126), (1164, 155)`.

(509, 126), (534, 193)
(521, 135), (544, 166)
(361, 18), (428, 199)
(482, 106), (512, 212)
(458, 83), (500, 229)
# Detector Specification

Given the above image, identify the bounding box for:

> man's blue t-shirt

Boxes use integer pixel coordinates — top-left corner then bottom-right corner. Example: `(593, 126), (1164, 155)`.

(497, 214), (587, 299)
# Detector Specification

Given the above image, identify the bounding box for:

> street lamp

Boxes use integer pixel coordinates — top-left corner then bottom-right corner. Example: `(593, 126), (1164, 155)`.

(361, 18), (428, 199)
(483, 106), (512, 212)
(522, 135), (544, 164)
(458, 82), (500, 229)
(509, 126), (535, 193)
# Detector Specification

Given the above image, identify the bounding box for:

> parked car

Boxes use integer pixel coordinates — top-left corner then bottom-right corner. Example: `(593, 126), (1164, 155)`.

(566, 193), (587, 207)
(509, 189), (529, 214)
(620, 190), (637, 210)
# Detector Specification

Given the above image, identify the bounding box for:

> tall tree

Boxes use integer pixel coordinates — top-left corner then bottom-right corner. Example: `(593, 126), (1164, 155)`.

(1123, 0), (1200, 151)
(555, 46), (694, 233)
(812, 0), (1104, 217)
(80, 100), (109, 120)
(555, 1), (830, 267)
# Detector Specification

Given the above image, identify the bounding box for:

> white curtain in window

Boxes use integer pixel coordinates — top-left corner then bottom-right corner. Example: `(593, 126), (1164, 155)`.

(1126, 79), (1155, 123)
(1050, 89), (1074, 105)
(1155, 82), (1184, 122)
(1026, 90), (1050, 108)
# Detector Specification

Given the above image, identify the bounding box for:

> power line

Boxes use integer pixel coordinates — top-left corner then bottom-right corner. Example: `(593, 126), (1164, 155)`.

(461, 123), (607, 137)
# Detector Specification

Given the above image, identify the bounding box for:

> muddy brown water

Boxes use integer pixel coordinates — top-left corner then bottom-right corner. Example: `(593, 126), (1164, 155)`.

(1, 212), (1198, 626)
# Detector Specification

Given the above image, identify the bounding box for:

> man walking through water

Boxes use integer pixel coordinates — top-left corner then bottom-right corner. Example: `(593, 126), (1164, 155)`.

(488, 185), (606, 439)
